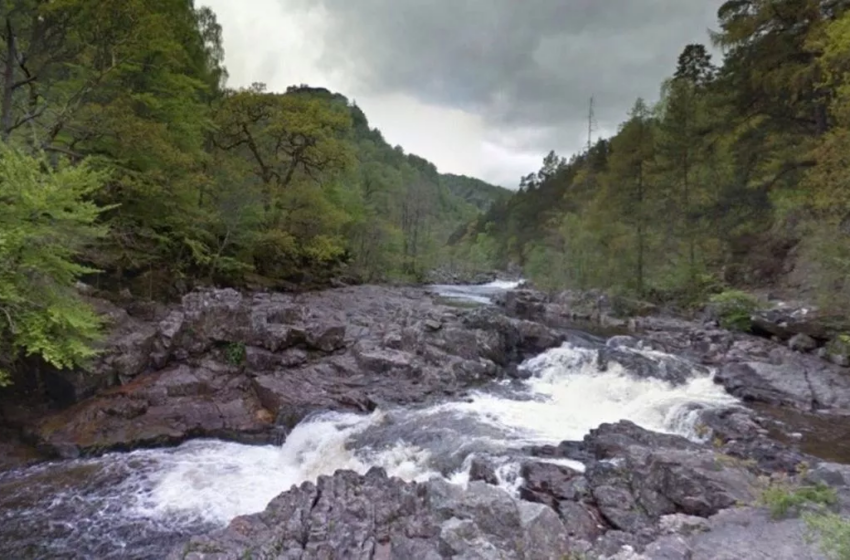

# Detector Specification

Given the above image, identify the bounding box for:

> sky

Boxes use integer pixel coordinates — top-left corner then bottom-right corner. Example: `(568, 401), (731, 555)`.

(200, 0), (725, 188)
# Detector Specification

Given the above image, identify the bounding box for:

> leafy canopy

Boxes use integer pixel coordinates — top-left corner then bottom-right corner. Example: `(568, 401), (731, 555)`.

(0, 146), (109, 384)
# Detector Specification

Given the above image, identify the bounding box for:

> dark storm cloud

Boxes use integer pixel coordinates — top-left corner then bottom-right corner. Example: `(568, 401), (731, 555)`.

(299, 0), (725, 152)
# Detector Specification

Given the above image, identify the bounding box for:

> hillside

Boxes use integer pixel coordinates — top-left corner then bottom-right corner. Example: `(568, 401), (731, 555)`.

(440, 173), (511, 212)
(0, 1), (503, 383)
(452, 1), (850, 311)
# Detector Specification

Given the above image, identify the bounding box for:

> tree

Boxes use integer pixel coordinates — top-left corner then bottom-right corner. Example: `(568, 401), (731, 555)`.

(603, 98), (657, 294)
(0, 146), (109, 385)
(654, 44), (719, 291)
(674, 44), (716, 87)
(212, 84), (354, 216)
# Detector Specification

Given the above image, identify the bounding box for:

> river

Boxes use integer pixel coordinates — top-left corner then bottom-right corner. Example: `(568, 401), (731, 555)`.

(0, 281), (739, 559)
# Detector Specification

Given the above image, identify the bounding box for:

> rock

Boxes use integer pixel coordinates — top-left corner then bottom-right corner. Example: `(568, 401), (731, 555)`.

(305, 323), (346, 352)
(498, 289), (549, 321)
(536, 422), (759, 541)
(598, 344), (706, 386)
(423, 319), (442, 332)
(714, 341), (850, 410)
(468, 457), (499, 485)
(30, 361), (273, 454)
(751, 306), (830, 341)
(168, 468), (575, 560)
(41, 297), (161, 403)
(0, 428), (46, 471)
(789, 333), (818, 352)
(29, 286), (567, 454)
(684, 506), (829, 559)
(518, 461), (582, 509)
(825, 336), (850, 367)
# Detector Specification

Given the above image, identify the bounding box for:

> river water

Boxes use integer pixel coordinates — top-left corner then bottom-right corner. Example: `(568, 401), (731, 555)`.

(0, 281), (739, 559)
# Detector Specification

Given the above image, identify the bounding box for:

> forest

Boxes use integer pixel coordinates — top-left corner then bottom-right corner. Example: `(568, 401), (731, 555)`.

(4, 0), (850, 385)
(0, 0), (507, 383)
(453, 0), (850, 311)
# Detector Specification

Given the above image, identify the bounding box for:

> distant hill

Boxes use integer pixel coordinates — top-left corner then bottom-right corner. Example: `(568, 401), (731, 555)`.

(440, 173), (511, 212)
(280, 85), (512, 280)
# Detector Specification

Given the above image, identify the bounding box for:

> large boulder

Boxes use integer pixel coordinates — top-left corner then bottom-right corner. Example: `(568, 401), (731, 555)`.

(29, 286), (567, 455)
(750, 305), (835, 342)
(714, 340), (850, 411)
(168, 467), (574, 560)
(519, 421), (759, 556)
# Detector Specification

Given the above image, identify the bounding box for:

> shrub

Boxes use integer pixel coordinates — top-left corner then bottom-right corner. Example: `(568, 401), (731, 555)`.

(709, 289), (763, 332)
(760, 479), (838, 519)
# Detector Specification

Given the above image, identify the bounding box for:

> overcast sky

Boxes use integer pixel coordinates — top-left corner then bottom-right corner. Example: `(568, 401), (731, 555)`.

(200, 0), (724, 188)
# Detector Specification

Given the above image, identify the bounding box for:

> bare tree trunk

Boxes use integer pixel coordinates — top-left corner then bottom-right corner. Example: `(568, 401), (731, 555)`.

(1, 17), (17, 142)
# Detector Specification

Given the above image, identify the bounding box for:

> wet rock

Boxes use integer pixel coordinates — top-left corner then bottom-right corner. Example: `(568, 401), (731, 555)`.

(169, 468), (574, 560)
(714, 341), (850, 411)
(497, 289), (549, 321)
(525, 440), (595, 464)
(29, 286), (567, 454)
(0, 428), (46, 471)
(30, 361), (273, 454)
(598, 344), (705, 386)
(468, 457), (499, 485)
(557, 500), (605, 543)
(518, 461), (582, 509)
(541, 422), (759, 541)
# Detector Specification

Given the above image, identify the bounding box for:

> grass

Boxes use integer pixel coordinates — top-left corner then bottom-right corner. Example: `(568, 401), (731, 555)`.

(759, 478), (838, 519)
(804, 511), (850, 560)
(758, 477), (850, 559)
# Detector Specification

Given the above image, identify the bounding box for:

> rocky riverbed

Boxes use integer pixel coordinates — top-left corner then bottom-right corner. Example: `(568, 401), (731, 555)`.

(2, 283), (850, 559)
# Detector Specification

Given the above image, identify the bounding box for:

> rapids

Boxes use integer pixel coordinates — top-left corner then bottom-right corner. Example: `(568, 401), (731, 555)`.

(0, 282), (739, 559)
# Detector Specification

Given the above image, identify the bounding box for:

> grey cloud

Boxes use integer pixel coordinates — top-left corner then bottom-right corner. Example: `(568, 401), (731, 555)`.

(292, 0), (725, 153)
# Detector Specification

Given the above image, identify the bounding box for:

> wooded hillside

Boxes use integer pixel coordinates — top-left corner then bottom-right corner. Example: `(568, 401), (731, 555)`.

(453, 0), (850, 310)
(0, 0), (506, 382)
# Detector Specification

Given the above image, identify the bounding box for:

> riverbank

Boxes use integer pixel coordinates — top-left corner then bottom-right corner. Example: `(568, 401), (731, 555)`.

(2, 282), (850, 558)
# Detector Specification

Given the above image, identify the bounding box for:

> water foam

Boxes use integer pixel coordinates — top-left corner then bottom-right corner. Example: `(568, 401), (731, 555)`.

(127, 410), (439, 525)
(480, 279), (524, 290)
(0, 308), (742, 559)
(130, 341), (737, 525)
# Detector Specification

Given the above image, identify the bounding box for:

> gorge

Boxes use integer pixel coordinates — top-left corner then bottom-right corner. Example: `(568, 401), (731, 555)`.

(2, 281), (849, 559)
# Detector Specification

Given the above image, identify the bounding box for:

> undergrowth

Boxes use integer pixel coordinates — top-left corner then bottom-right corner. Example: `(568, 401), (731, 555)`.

(709, 289), (763, 332)
(760, 479), (838, 519)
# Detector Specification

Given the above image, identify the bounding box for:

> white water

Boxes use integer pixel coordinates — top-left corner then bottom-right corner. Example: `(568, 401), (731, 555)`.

(0, 282), (741, 558)
(118, 341), (737, 527)
(429, 278), (524, 304)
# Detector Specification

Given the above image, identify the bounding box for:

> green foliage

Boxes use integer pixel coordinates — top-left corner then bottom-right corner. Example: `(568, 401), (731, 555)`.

(451, 2), (850, 308)
(440, 173), (510, 212)
(709, 290), (762, 332)
(0, 0), (505, 305)
(804, 511), (850, 560)
(759, 479), (838, 520)
(224, 341), (246, 366)
(0, 146), (109, 383)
